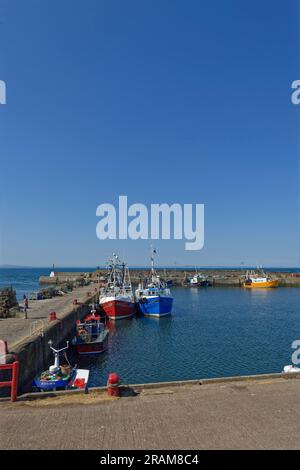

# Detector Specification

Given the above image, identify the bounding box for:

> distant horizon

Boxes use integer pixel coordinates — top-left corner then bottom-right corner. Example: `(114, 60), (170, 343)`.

(0, 264), (299, 270)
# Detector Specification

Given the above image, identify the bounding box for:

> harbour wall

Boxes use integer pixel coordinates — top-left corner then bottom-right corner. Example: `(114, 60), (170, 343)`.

(9, 291), (98, 394)
(39, 269), (300, 287)
(13, 370), (300, 402)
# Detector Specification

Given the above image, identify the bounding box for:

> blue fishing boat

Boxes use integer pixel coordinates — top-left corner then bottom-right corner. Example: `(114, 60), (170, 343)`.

(135, 249), (173, 317)
(33, 341), (89, 391)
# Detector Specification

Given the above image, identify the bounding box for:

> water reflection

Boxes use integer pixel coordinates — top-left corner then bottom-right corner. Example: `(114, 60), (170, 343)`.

(77, 287), (300, 387)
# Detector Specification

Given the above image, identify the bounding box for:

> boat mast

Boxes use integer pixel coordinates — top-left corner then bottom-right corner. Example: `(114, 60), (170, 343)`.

(150, 245), (156, 281)
(49, 340), (69, 371)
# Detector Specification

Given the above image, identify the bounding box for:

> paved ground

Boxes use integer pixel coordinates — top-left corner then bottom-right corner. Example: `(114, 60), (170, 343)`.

(1, 377), (300, 449)
(0, 284), (96, 350)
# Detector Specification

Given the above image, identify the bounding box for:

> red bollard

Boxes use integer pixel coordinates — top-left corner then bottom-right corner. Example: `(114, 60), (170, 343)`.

(49, 311), (57, 321)
(107, 373), (120, 397)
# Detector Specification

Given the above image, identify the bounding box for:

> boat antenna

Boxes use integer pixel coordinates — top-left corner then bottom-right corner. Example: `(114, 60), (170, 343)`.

(150, 245), (157, 275)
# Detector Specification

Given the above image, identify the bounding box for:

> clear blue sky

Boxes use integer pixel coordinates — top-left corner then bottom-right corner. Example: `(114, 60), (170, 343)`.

(0, 0), (299, 267)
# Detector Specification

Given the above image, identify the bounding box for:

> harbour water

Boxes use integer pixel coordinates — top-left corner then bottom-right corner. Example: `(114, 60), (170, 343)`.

(1, 268), (300, 387)
(79, 286), (300, 386)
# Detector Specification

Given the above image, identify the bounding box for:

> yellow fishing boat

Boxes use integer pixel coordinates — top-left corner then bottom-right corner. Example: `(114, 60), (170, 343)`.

(243, 268), (278, 288)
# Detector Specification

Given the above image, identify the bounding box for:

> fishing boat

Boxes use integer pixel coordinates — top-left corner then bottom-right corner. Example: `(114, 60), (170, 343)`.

(72, 310), (109, 355)
(187, 271), (211, 287)
(99, 254), (135, 320)
(135, 249), (173, 317)
(243, 267), (278, 288)
(32, 341), (89, 391)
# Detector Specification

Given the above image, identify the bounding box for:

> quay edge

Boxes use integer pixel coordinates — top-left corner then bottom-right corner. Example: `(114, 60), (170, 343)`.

(4, 370), (300, 403)
(8, 290), (99, 395)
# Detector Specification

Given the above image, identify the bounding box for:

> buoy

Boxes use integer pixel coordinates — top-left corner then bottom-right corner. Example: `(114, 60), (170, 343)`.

(107, 372), (120, 397)
(49, 311), (57, 321)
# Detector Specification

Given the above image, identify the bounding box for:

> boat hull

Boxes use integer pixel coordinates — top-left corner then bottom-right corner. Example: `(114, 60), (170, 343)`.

(33, 371), (75, 391)
(137, 295), (173, 317)
(188, 280), (211, 287)
(74, 337), (108, 355)
(243, 280), (279, 288)
(100, 298), (136, 320)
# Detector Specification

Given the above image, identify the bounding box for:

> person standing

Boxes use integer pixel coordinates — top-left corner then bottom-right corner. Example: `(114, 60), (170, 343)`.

(23, 295), (28, 319)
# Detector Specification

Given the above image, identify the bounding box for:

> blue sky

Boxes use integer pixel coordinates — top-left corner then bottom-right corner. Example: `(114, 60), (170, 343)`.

(0, 0), (299, 267)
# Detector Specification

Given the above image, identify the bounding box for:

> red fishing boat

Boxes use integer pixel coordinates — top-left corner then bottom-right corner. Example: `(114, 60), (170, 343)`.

(99, 254), (135, 320)
(72, 311), (109, 355)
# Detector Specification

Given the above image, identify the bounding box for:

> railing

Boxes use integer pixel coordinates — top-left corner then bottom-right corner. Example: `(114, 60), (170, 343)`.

(0, 340), (19, 402)
(30, 319), (45, 338)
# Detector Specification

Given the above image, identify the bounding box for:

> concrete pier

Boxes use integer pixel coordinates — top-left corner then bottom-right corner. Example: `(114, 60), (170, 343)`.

(0, 374), (300, 449)
(0, 284), (99, 393)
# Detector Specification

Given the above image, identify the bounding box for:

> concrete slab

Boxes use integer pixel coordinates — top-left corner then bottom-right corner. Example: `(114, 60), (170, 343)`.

(0, 285), (96, 350)
(0, 377), (300, 449)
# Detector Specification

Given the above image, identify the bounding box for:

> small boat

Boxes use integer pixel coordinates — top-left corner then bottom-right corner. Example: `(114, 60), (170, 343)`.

(33, 341), (89, 391)
(99, 254), (136, 320)
(187, 272), (211, 287)
(163, 269), (173, 287)
(282, 365), (300, 374)
(135, 249), (173, 317)
(243, 267), (278, 288)
(72, 310), (109, 355)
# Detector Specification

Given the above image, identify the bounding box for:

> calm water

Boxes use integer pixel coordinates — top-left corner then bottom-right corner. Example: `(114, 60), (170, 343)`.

(1, 268), (300, 384)
(78, 286), (300, 386)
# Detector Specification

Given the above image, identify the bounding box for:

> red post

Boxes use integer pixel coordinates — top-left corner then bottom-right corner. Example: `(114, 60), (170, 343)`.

(49, 311), (57, 321)
(0, 360), (19, 402)
(11, 361), (19, 402)
(107, 372), (120, 397)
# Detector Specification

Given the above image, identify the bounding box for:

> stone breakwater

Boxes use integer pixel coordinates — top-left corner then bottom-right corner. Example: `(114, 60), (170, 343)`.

(39, 269), (300, 287)
(0, 288), (19, 318)
(39, 272), (93, 285)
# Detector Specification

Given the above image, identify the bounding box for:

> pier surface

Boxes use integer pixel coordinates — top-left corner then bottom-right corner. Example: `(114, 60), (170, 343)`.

(1, 376), (300, 449)
(0, 284), (94, 350)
